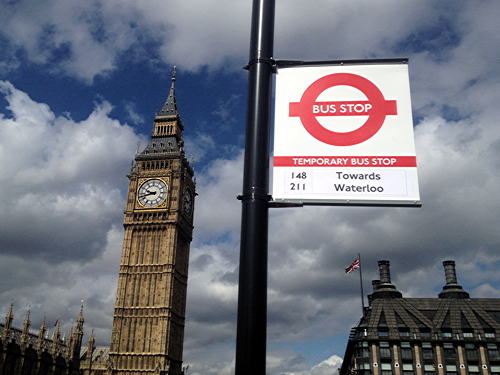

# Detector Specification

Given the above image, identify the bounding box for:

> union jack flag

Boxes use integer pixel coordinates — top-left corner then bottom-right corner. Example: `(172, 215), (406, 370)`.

(345, 258), (360, 273)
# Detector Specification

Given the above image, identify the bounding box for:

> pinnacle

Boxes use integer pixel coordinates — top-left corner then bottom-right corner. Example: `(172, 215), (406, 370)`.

(156, 66), (179, 118)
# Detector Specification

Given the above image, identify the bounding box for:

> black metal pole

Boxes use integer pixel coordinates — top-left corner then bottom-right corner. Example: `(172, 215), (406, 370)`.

(358, 253), (365, 314)
(235, 0), (275, 374)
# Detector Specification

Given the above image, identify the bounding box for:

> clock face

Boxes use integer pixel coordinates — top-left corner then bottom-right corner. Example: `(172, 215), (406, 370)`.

(137, 179), (168, 208)
(183, 189), (193, 216)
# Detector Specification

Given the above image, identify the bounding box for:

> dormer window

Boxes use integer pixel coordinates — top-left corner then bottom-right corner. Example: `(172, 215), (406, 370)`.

(440, 330), (452, 338)
(485, 330), (496, 339)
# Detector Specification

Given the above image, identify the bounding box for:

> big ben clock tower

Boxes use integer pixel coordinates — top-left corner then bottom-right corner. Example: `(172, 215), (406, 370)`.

(109, 68), (195, 375)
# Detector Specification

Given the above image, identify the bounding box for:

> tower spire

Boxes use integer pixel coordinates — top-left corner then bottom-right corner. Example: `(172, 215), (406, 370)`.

(77, 300), (85, 328)
(4, 303), (14, 329)
(136, 67), (184, 158)
(157, 65), (179, 119)
(22, 307), (31, 337)
(2, 303), (14, 341)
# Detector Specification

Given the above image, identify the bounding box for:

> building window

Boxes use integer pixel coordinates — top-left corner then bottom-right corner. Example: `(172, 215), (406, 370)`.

(468, 365), (480, 373)
(355, 341), (370, 360)
(441, 330), (453, 338)
(422, 342), (434, 362)
(357, 362), (371, 375)
(380, 342), (391, 359)
(491, 365), (500, 374)
(424, 364), (435, 375)
(401, 342), (413, 361)
(443, 343), (456, 364)
(357, 328), (368, 338)
(379, 329), (389, 337)
(445, 364), (457, 375)
(399, 329), (410, 337)
(488, 343), (500, 361)
(381, 362), (393, 375)
(463, 330), (474, 338)
(420, 329), (431, 338)
(485, 331), (496, 339)
(402, 363), (414, 375)
(465, 343), (479, 362)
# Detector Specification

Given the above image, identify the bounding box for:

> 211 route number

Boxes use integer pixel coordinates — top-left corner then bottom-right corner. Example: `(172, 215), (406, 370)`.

(288, 171), (309, 191)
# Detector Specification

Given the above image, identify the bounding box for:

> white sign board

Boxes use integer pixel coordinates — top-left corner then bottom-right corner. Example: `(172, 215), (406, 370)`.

(272, 62), (420, 206)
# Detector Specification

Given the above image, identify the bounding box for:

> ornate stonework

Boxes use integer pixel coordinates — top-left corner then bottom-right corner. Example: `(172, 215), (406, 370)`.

(0, 304), (84, 375)
(107, 70), (195, 375)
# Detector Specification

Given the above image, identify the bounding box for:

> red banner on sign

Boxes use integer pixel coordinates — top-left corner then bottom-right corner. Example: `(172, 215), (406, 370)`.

(273, 156), (417, 167)
(289, 100), (397, 117)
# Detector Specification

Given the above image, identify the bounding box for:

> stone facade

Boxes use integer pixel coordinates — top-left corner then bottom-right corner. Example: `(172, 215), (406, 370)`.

(80, 335), (111, 375)
(340, 260), (500, 375)
(0, 305), (84, 375)
(106, 70), (195, 375)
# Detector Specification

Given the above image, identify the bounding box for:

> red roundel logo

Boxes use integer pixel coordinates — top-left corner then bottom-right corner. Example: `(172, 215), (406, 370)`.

(289, 73), (397, 146)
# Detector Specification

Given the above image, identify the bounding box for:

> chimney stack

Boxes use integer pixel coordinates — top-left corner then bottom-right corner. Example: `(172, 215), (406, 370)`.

(443, 260), (458, 285)
(370, 260), (402, 300)
(438, 260), (469, 299)
(378, 260), (392, 284)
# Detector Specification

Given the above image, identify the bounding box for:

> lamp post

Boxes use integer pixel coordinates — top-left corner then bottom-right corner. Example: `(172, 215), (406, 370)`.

(235, 0), (275, 374)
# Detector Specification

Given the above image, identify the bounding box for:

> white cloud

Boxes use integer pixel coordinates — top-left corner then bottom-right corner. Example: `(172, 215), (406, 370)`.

(0, 81), (142, 260)
(192, 151), (243, 240)
(184, 132), (216, 163)
(285, 354), (343, 375)
(4, 0), (496, 85)
(0, 81), (141, 343)
(123, 101), (144, 125)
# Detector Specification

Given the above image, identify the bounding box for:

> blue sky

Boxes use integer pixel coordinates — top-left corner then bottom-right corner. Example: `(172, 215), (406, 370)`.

(1, 1), (500, 374)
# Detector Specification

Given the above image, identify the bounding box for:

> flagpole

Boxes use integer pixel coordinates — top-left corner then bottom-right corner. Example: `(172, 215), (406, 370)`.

(358, 253), (365, 314)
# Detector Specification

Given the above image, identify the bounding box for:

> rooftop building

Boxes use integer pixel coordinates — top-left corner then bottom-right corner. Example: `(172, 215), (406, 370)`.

(340, 260), (500, 375)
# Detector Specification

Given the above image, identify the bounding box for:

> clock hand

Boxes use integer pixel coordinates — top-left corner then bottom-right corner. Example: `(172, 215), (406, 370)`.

(138, 191), (156, 198)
